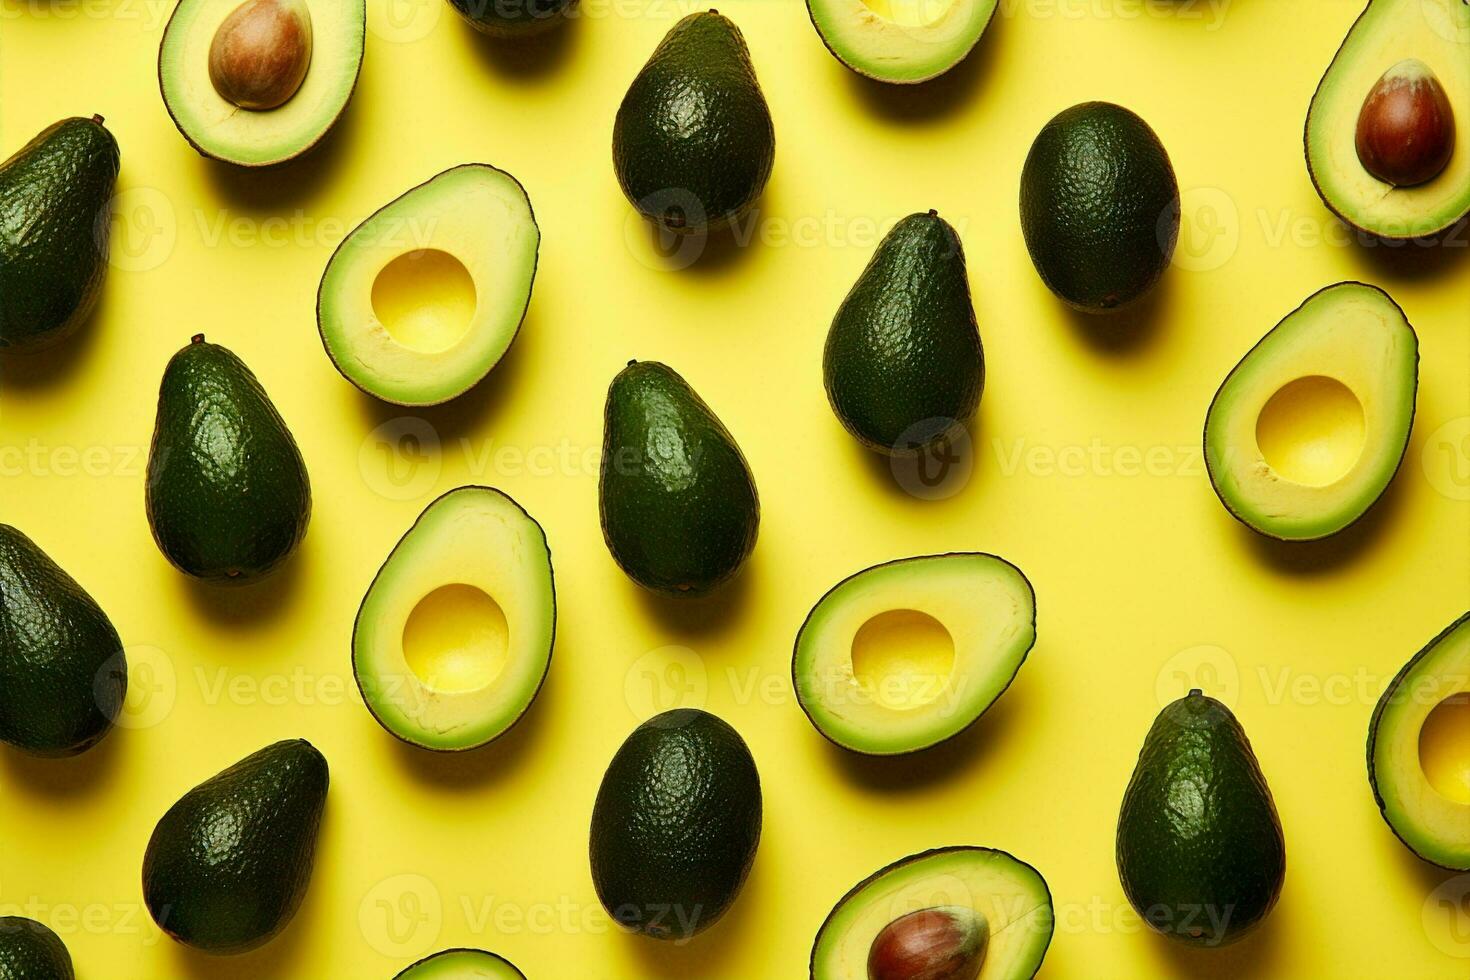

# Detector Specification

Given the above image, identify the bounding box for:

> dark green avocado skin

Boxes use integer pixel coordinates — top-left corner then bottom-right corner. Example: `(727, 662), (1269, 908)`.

(590, 708), (761, 941)
(0, 525), (126, 757)
(447, 0), (575, 36)
(0, 916), (74, 979)
(145, 336), (311, 585)
(600, 361), (758, 597)
(613, 11), (774, 235)
(1116, 691), (1284, 947)
(823, 212), (984, 456)
(0, 116), (119, 353)
(1020, 102), (1179, 313)
(143, 739), (328, 955)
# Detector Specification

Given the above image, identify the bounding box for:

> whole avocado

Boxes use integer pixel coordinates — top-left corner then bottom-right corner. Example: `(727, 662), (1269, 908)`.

(0, 115), (119, 353)
(0, 916), (74, 979)
(613, 11), (775, 235)
(590, 709), (761, 940)
(1020, 102), (1179, 313)
(145, 335), (311, 584)
(447, 0), (575, 36)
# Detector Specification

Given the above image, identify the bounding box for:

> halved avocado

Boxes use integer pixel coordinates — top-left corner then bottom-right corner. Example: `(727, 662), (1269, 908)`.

(811, 847), (1053, 980)
(806, 0), (999, 84)
(792, 553), (1036, 756)
(353, 487), (554, 752)
(1204, 282), (1417, 542)
(1368, 612), (1470, 871)
(395, 948), (526, 979)
(318, 165), (539, 407)
(159, 0), (365, 167)
(1305, 0), (1469, 239)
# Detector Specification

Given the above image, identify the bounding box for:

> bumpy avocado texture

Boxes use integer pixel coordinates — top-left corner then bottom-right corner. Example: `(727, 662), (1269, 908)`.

(806, 0), (998, 84)
(395, 947), (527, 979)
(447, 0), (574, 36)
(0, 916), (74, 980)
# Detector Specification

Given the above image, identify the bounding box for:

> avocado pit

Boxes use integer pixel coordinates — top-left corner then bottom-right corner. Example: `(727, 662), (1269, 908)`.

(867, 906), (988, 980)
(208, 0), (313, 111)
(1355, 59), (1455, 187)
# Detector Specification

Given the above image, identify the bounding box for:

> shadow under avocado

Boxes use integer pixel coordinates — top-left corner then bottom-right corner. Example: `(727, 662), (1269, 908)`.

(201, 94), (362, 211)
(458, 12), (582, 82)
(175, 533), (311, 630)
(840, 16), (1003, 124)
(1, 729), (123, 801)
(1146, 907), (1286, 980)
(1058, 272), (1173, 357)
(850, 414), (982, 504)
(631, 562), (756, 640)
(624, 849), (768, 980)
(1350, 216), (1469, 285)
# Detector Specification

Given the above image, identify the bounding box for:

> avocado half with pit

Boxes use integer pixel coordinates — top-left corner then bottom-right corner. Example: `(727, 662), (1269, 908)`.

(793, 553), (1036, 755)
(159, 0), (365, 166)
(811, 847), (1053, 980)
(353, 487), (554, 752)
(1368, 612), (1470, 871)
(395, 948), (526, 979)
(1204, 282), (1416, 542)
(1305, 0), (1469, 239)
(318, 165), (539, 407)
(806, 0), (999, 84)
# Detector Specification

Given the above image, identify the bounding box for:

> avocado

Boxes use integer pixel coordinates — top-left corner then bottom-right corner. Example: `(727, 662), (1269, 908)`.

(0, 115), (119, 353)
(810, 847), (1053, 980)
(146, 335), (311, 584)
(590, 708), (761, 940)
(1116, 690), (1285, 947)
(1019, 102), (1179, 313)
(806, 0), (997, 84)
(0, 916), (74, 979)
(159, 0), (365, 166)
(0, 525), (126, 758)
(1367, 611), (1470, 871)
(613, 11), (775, 236)
(599, 360), (759, 597)
(395, 948), (526, 979)
(792, 553), (1034, 756)
(318, 165), (540, 407)
(1204, 282), (1417, 542)
(447, 0), (574, 36)
(354, 487), (555, 752)
(143, 739), (328, 954)
(1306, 0), (1469, 239)
(823, 211), (984, 456)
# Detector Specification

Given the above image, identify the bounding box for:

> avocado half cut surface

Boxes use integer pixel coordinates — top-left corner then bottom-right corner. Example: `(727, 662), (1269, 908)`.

(318, 165), (539, 407)
(1368, 611), (1470, 871)
(1306, 0), (1469, 239)
(793, 553), (1035, 756)
(811, 847), (1053, 980)
(806, 0), (998, 84)
(354, 486), (554, 752)
(159, 0), (365, 166)
(395, 947), (526, 979)
(1203, 281), (1417, 542)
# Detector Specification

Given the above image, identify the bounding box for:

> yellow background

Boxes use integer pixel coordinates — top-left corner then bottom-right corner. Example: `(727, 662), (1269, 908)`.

(2, 0), (1468, 976)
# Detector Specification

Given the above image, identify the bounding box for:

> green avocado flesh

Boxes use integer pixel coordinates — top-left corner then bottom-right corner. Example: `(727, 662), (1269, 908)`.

(793, 554), (1035, 756)
(354, 487), (554, 752)
(1116, 691), (1285, 947)
(318, 165), (540, 407)
(395, 948), (527, 979)
(811, 847), (1053, 980)
(1204, 282), (1417, 542)
(806, 0), (998, 84)
(159, 0), (364, 166)
(1306, 0), (1470, 238)
(0, 917), (74, 979)
(1368, 612), (1470, 871)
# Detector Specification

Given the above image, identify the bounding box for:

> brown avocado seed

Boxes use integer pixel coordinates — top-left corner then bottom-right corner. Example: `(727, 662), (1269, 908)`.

(1355, 59), (1456, 187)
(868, 906), (988, 980)
(208, 0), (313, 111)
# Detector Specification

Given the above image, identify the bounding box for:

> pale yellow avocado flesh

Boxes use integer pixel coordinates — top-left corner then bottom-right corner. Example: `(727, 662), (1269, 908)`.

(354, 487), (554, 752)
(811, 847), (1053, 980)
(318, 165), (540, 407)
(807, 0), (998, 83)
(1306, 0), (1470, 237)
(159, 0), (365, 166)
(1204, 282), (1417, 541)
(1369, 613), (1470, 871)
(793, 554), (1035, 755)
(395, 948), (526, 979)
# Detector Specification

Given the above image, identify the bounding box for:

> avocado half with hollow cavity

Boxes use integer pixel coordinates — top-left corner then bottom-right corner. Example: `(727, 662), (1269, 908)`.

(1203, 282), (1417, 542)
(811, 847), (1053, 980)
(354, 487), (554, 752)
(806, 0), (998, 84)
(318, 165), (539, 406)
(1305, 0), (1469, 239)
(159, 0), (365, 166)
(395, 947), (526, 979)
(793, 553), (1035, 756)
(1368, 612), (1470, 871)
